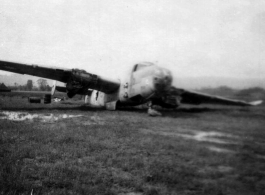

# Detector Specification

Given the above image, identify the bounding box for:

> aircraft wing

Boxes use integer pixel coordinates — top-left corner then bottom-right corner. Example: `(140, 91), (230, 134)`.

(169, 86), (262, 106)
(0, 60), (71, 83)
(0, 60), (120, 94)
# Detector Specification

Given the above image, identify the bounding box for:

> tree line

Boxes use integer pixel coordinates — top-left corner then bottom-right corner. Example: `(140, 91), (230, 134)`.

(9, 79), (52, 91)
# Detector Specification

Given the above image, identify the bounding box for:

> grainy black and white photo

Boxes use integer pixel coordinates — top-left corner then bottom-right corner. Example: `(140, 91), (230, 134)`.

(0, 0), (265, 194)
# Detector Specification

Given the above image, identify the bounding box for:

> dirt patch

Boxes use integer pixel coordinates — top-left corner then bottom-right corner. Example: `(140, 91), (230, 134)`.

(208, 146), (235, 153)
(82, 115), (105, 125)
(256, 154), (265, 160)
(140, 128), (238, 145)
(218, 165), (234, 173)
(199, 165), (233, 175)
(0, 111), (83, 123)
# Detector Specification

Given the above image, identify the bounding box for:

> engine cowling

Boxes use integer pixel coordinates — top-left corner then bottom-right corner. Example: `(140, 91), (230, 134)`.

(51, 80), (92, 98)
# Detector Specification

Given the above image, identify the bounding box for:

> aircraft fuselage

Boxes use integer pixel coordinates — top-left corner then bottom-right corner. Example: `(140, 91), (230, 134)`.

(85, 62), (173, 109)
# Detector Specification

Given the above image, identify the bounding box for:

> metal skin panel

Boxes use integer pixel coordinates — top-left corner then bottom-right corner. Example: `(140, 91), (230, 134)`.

(88, 90), (119, 108)
(90, 90), (105, 107)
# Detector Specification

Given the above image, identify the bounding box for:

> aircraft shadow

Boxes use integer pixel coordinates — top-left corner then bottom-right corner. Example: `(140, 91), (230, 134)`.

(0, 105), (106, 112)
(174, 107), (218, 113)
(116, 106), (220, 118)
(158, 107), (218, 118)
(116, 107), (147, 113)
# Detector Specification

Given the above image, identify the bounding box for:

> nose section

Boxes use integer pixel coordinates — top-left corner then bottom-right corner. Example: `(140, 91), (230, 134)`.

(153, 68), (172, 94)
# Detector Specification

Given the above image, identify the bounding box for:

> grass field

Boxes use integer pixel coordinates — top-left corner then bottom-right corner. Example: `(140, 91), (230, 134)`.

(1, 92), (265, 195)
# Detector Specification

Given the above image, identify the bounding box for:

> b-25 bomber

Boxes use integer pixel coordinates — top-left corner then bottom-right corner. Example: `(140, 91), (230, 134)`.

(0, 60), (262, 115)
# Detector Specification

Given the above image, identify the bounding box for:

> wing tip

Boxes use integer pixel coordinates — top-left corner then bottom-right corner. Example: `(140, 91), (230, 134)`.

(248, 100), (263, 106)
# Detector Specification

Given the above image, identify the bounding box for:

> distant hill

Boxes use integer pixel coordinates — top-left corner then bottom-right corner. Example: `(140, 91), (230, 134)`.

(198, 86), (237, 97)
(235, 87), (265, 101)
(173, 76), (265, 90)
(197, 86), (265, 104)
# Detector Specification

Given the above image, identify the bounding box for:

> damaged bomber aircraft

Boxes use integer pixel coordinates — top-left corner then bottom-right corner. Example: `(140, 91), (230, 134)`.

(0, 60), (262, 115)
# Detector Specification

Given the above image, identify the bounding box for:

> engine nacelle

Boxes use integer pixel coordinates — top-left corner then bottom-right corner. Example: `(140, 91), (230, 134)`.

(51, 80), (92, 98)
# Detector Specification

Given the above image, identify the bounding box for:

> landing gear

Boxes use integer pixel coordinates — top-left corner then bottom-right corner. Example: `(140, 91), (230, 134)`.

(147, 101), (162, 116)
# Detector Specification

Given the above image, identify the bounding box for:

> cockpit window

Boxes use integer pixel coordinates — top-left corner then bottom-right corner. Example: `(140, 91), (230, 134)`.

(133, 64), (138, 72)
(133, 62), (154, 72)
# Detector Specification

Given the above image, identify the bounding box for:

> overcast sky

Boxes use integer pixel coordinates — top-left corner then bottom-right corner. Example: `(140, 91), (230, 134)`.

(0, 0), (265, 80)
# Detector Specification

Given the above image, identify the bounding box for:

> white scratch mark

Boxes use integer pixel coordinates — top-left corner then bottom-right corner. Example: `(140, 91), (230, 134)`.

(0, 111), (83, 122)
(140, 128), (239, 145)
